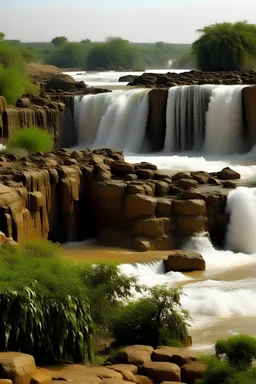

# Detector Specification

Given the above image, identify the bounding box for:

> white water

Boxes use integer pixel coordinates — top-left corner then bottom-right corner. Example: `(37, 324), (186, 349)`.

(76, 89), (149, 152)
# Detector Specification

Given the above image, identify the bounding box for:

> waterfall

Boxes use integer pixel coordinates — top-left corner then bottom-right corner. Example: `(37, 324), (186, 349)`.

(203, 85), (246, 155)
(75, 89), (149, 153)
(75, 84), (247, 155)
(164, 85), (215, 152)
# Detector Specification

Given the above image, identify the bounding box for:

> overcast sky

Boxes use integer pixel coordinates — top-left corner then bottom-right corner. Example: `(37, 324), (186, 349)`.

(2, 0), (256, 43)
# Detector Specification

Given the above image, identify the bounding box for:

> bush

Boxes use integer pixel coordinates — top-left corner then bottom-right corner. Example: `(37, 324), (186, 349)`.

(215, 334), (256, 370)
(111, 285), (191, 347)
(0, 42), (38, 104)
(192, 21), (256, 71)
(77, 263), (140, 337)
(0, 241), (92, 363)
(7, 127), (54, 153)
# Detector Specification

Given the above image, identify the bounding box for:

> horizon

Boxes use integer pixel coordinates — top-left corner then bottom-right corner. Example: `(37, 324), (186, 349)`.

(2, 0), (256, 44)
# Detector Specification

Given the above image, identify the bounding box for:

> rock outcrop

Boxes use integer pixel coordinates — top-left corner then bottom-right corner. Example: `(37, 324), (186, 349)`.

(0, 149), (237, 251)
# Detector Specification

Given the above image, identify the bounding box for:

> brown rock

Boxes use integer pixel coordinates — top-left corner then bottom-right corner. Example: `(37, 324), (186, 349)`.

(135, 162), (158, 171)
(152, 347), (197, 365)
(29, 192), (44, 210)
(101, 380), (131, 384)
(0, 352), (36, 384)
(131, 218), (172, 238)
(134, 375), (153, 384)
(223, 181), (236, 189)
(217, 167), (240, 180)
(107, 365), (138, 375)
(135, 169), (155, 180)
(173, 199), (206, 216)
(128, 184), (145, 195)
(109, 345), (153, 366)
(181, 361), (207, 384)
(30, 369), (52, 384)
(155, 200), (172, 217)
(178, 179), (198, 189)
(142, 362), (180, 382)
(124, 194), (156, 219)
(124, 174), (138, 181)
(176, 215), (208, 235)
(45, 74), (76, 91)
(165, 250), (205, 271)
(111, 161), (135, 176)
(155, 181), (169, 196)
(172, 172), (191, 181)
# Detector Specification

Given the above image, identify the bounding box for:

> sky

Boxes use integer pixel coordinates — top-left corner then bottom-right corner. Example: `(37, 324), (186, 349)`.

(2, 0), (256, 43)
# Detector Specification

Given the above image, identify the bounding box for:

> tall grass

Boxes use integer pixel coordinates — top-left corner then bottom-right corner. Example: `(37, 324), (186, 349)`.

(7, 127), (54, 154)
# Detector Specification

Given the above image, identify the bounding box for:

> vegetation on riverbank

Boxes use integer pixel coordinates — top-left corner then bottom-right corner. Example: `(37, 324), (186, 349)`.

(196, 335), (256, 384)
(6, 126), (54, 154)
(0, 240), (191, 363)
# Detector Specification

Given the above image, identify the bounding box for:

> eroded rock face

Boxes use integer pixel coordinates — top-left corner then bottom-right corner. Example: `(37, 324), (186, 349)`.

(0, 149), (238, 249)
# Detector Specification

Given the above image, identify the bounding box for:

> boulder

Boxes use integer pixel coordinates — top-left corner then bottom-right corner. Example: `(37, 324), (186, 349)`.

(152, 347), (197, 367)
(176, 215), (207, 235)
(45, 74), (76, 92)
(141, 362), (180, 382)
(111, 161), (135, 176)
(30, 369), (52, 384)
(131, 217), (173, 238)
(181, 361), (207, 384)
(109, 345), (153, 366)
(165, 250), (205, 271)
(134, 375), (153, 384)
(107, 365), (138, 375)
(178, 179), (198, 189)
(217, 167), (240, 180)
(0, 352), (36, 384)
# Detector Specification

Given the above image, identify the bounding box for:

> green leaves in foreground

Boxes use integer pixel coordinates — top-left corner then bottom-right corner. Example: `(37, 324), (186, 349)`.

(6, 127), (54, 154)
(0, 284), (92, 363)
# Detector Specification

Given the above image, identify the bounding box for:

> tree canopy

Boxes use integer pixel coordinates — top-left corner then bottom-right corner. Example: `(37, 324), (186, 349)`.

(51, 36), (68, 47)
(192, 21), (256, 71)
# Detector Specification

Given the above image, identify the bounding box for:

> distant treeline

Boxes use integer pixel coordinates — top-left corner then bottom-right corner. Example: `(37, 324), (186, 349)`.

(5, 36), (194, 70)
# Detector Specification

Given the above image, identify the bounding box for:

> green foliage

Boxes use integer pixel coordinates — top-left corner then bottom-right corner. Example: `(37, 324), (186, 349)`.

(46, 42), (88, 68)
(77, 263), (140, 336)
(215, 334), (256, 370)
(51, 36), (68, 47)
(0, 241), (92, 363)
(7, 127), (54, 153)
(192, 21), (256, 71)
(0, 32), (5, 41)
(0, 42), (38, 104)
(111, 285), (191, 347)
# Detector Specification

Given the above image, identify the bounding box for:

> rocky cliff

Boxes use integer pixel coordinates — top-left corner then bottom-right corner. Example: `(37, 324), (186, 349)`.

(0, 148), (236, 250)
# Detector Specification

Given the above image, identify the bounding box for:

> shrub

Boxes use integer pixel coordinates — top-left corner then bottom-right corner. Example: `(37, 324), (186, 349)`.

(0, 42), (38, 104)
(7, 127), (54, 153)
(192, 21), (256, 71)
(77, 263), (140, 336)
(215, 334), (256, 370)
(111, 285), (191, 347)
(0, 241), (92, 363)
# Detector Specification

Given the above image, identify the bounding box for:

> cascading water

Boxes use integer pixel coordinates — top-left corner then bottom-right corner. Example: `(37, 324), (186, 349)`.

(164, 85), (215, 152)
(75, 88), (149, 153)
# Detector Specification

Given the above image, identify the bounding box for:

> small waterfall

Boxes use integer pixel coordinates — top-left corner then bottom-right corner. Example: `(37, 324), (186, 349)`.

(203, 85), (246, 155)
(75, 89), (149, 152)
(164, 85), (215, 152)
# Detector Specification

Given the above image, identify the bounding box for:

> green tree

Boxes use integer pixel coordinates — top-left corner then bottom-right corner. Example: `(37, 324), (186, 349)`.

(192, 21), (256, 71)
(111, 285), (191, 347)
(0, 32), (5, 41)
(51, 36), (68, 47)
(46, 42), (88, 68)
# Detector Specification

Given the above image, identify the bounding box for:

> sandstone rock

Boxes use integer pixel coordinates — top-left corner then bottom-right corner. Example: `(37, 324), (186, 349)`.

(209, 177), (222, 185)
(165, 250), (205, 271)
(142, 362), (180, 382)
(154, 181), (169, 196)
(0, 380), (13, 384)
(107, 365), (138, 375)
(124, 194), (156, 219)
(176, 215), (208, 235)
(111, 161), (135, 175)
(217, 167), (240, 180)
(124, 174), (138, 181)
(29, 192), (44, 210)
(100, 380), (131, 384)
(131, 218), (172, 238)
(109, 345), (153, 366)
(30, 369), (52, 384)
(0, 352), (36, 384)
(155, 200), (172, 217)
(153, 171), (171, 180)
(45, 74), (76, 91)
(181, 189), (204, 199)
(181, 361), (207, 384)
(134, 375), (153, 384)
(128, 184), (145, 195)
(168, 186), (183, 196)
(223, 181), (236, 189)
(135, 169), (155, 180)
(172, 172), (191, 181)
(91, 182), (127, 200)
(173, 199), (206, 216)
(178, 179), (198, 189)
(135, 162), (157, 171)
